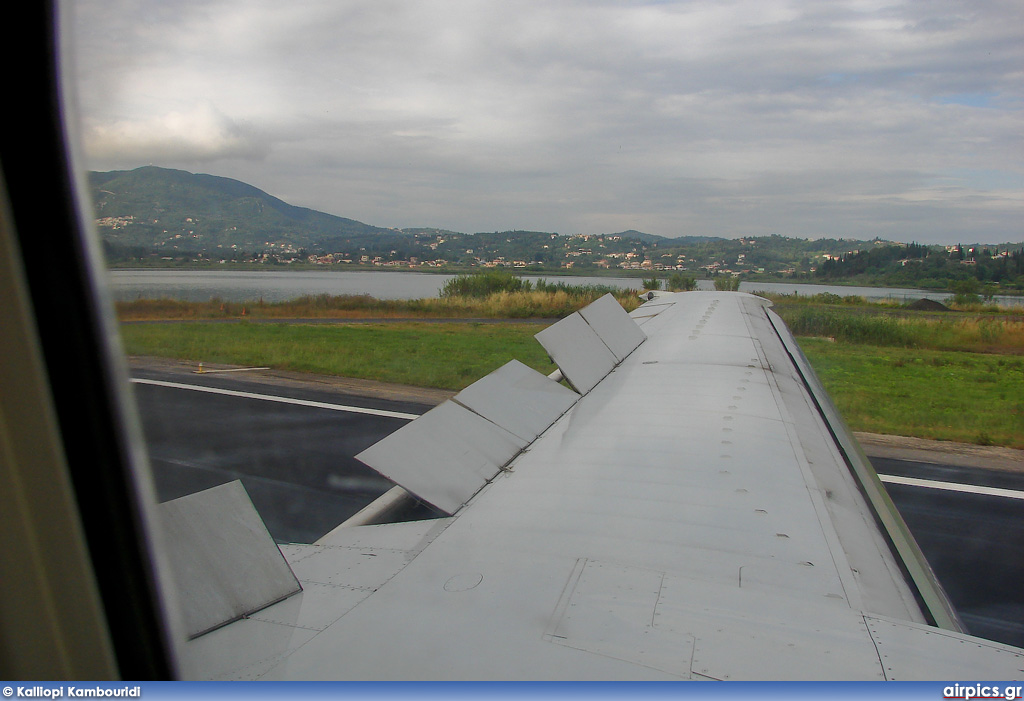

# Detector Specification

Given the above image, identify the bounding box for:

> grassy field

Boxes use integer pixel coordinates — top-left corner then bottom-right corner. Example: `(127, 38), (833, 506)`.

(799, 339), (1024, 448)
(119, 290), (1024, 449)
(768, 294), (1024, 448)
(122, 321), (556, 390)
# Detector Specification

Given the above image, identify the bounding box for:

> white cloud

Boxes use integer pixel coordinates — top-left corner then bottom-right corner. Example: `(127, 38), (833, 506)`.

(69, 0), (1023, 242)
(82, 102), (268, 164)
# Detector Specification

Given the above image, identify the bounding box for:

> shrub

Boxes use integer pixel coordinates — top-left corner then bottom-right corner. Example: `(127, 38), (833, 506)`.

(440, 270), (532, 298)
(814, 292), (843, 304)
(533, 279), (622, 297)
(667, 273), (697, 291)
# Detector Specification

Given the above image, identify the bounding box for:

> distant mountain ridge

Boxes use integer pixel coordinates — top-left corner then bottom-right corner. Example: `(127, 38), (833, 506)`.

(93, 166), (992, 287)
(90, 166), (675, 256)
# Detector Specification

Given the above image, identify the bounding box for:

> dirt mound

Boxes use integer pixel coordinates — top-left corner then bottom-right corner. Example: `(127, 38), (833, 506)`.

(906, 298), (950, 312)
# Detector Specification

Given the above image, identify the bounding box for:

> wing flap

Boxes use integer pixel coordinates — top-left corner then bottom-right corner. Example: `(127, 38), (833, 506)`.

(535, 292), (647, 394)
(451, 359), (579, 443)
(534, 311), (617, 393)
(159, 480), (301, 639)
(180, 518), (451, 679)
(354, 401), (525, 514)
(577, 292), (647, 360)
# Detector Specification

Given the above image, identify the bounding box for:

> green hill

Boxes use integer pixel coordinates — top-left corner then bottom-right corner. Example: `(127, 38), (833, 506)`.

(90, 166), (403, 257)
(611, 231), (727, 245)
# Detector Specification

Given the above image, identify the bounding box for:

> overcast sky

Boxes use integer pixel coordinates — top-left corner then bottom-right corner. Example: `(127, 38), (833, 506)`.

(69, 0), (1022, 244)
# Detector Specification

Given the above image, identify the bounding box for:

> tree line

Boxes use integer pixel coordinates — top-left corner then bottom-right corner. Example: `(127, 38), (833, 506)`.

(814, 243), (1024, 291)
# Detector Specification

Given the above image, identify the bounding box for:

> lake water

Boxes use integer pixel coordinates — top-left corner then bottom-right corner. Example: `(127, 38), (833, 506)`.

(107, 269), (1022, 307)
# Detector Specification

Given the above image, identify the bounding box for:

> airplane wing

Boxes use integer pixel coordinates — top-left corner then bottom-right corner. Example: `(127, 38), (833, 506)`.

(175, 291), (1024, 680)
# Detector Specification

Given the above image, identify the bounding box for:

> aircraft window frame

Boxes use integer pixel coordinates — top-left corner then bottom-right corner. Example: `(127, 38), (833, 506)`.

(0, 1), (180, 679)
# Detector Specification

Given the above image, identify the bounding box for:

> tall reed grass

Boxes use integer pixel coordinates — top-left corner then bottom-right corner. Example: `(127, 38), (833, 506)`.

(775, 307), (1024, 353)
(439, 270), (632, 304)
(117, 280), (641, 321)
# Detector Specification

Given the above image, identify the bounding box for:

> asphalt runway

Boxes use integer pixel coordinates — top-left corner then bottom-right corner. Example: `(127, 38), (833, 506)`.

(131, 367), (433, 544)
(871, 456), (1024, 648)
(129, 364), (1024, 648)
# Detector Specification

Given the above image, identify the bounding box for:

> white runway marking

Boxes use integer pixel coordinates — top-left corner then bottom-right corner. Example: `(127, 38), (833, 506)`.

(879, 473), (1024, 501)
(194, 366), (270, 374)
(131, 378), (421, 420)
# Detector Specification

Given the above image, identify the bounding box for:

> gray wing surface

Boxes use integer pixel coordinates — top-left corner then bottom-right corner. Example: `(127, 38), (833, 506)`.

(176, 292), (1024, 680)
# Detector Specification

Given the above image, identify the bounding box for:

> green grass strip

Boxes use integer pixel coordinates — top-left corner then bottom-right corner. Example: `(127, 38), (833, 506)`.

(121, 321), (555, 391)
(800, 338), (1024, 449)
